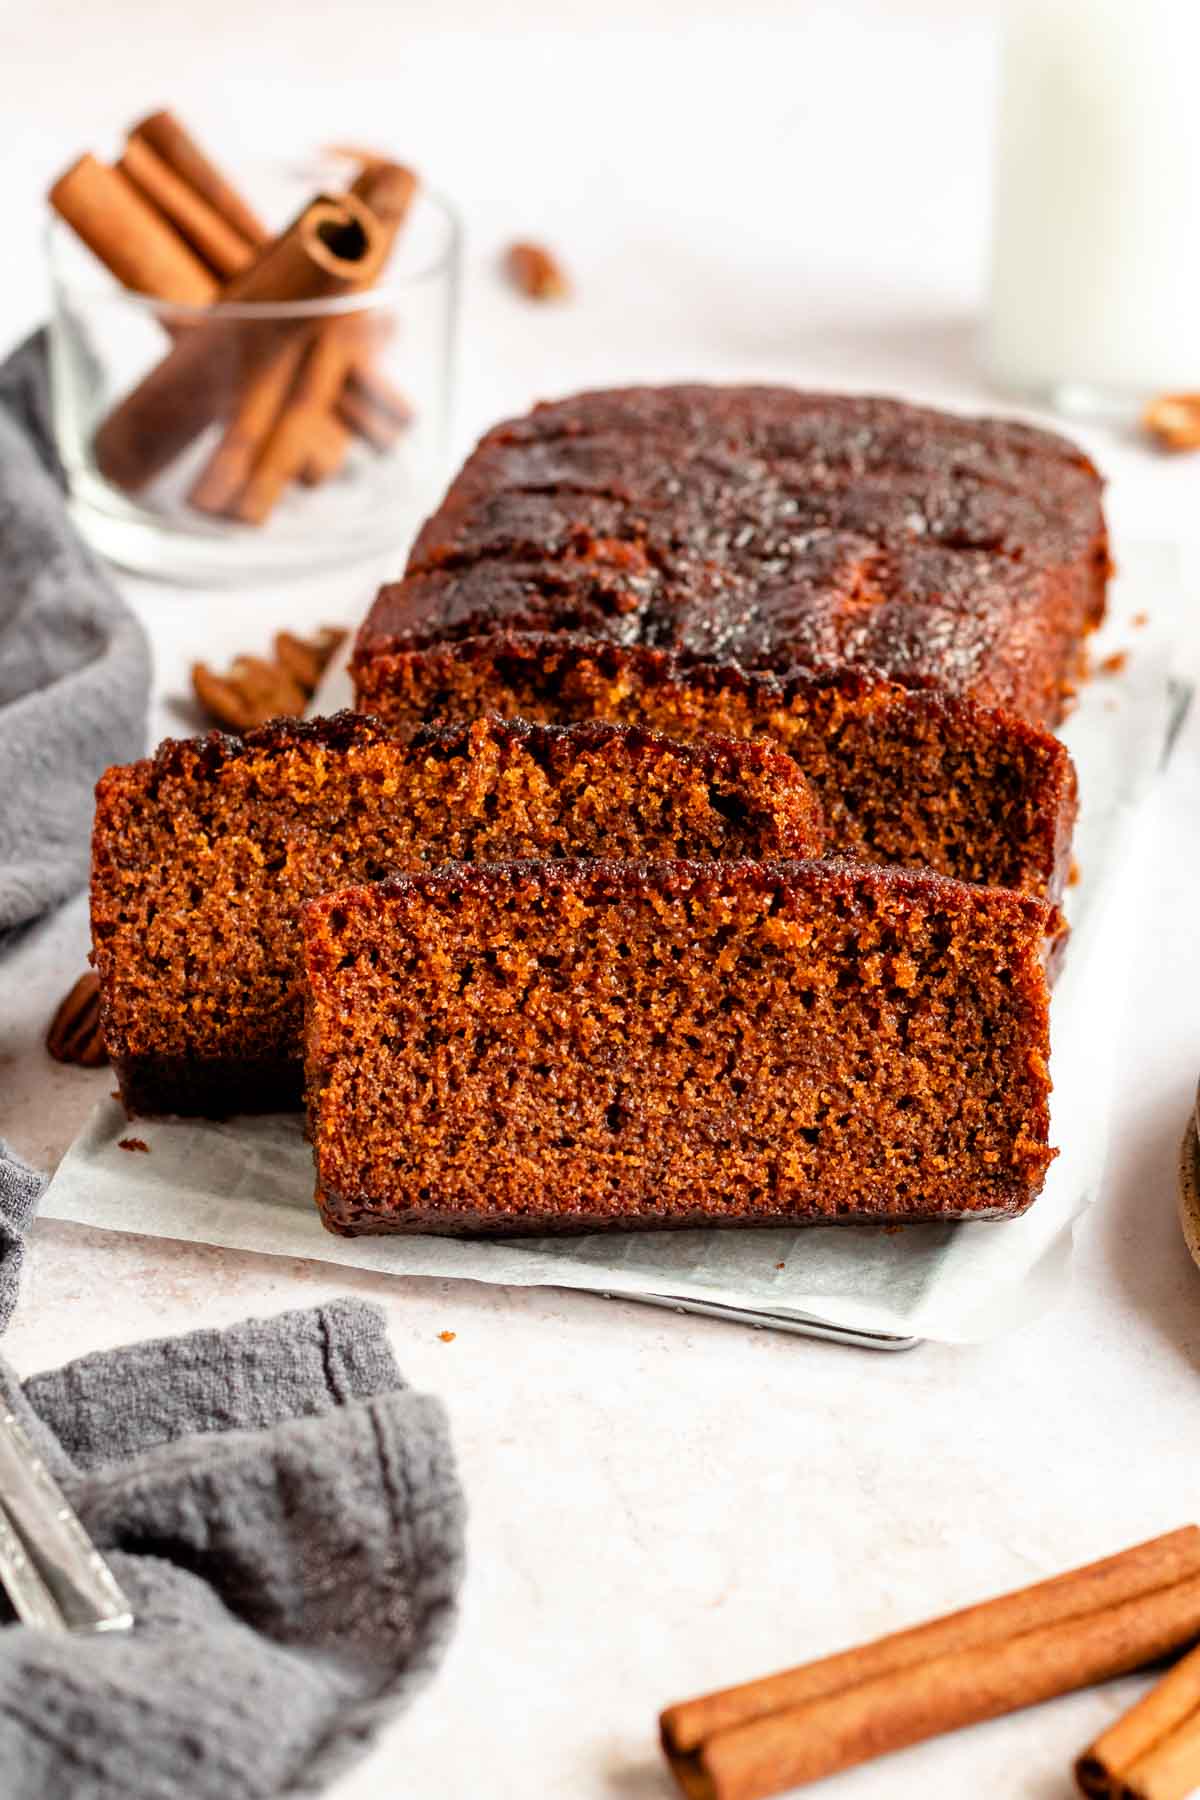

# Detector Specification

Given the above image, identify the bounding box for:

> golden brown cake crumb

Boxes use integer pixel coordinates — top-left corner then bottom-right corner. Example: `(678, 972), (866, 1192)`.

(92, 712), (823, 1117)
(303, 858), (1055, 1236)
(355, 633), (1077, 901)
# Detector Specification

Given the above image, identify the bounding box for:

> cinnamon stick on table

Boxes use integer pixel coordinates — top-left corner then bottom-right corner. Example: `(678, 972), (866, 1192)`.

(660, 1527), (1200, 1800)
(93, 190), (384, 493)
(49, 154), (219, 307)
(1077, 1637), (1200, 1799)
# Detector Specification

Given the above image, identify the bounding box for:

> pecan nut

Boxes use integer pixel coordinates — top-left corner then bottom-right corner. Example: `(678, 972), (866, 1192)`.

(192, 627), (348, 734)
(504, 241), (571, 301)
(46, 972), (108, 1067)
(1144, 393), (1200, 452)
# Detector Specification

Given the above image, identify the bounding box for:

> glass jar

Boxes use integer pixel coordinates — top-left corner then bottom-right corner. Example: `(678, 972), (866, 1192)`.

(47, 177), (460, 581)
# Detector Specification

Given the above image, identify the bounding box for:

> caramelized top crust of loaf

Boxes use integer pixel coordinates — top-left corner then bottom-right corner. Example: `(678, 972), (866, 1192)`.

(304, 854), (1056, 1234)
(358, 386), (1108, 726)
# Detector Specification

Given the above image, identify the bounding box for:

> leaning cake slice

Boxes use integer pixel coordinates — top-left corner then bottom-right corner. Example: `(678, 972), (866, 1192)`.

(91, 713), (824, 1118)
(303, 858), (1055, 1236)
(352, 632), (1077, 901)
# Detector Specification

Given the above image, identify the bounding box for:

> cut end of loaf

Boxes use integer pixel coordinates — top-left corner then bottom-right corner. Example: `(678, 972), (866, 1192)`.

(304, 856), (1054, 1236)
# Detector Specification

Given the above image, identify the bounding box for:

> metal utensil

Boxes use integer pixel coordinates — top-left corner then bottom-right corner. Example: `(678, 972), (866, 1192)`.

(0, 1406), (133, 1633)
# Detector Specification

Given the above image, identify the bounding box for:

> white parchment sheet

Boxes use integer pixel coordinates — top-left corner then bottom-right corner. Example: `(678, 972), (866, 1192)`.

(42, 546), (1188, 1343)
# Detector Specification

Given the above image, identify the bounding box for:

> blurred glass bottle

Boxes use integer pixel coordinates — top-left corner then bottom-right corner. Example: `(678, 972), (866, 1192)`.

(986, 0), (1200, 414)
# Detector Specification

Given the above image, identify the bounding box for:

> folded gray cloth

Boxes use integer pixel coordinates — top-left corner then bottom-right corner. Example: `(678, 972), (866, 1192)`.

(0, 1142), (43, 1335)
(0, 1298), (464, 1798)
(0, 332), (151, 941)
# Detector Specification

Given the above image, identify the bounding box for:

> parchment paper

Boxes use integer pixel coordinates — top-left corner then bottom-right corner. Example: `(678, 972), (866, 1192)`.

(40, 546), (1188, 1343)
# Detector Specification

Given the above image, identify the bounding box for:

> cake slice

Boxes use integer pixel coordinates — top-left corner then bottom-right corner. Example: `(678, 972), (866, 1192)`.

(303, 858), (1055, 1237)
(353, 632), (1077, 901)
(91, 712), (824, 1117)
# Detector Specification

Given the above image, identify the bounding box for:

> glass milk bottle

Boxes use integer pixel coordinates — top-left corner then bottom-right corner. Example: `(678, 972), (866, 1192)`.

(986, 0), (1200, 413)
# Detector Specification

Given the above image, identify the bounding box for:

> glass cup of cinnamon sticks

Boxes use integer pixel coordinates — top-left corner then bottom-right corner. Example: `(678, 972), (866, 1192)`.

(45, 120), (459, 582)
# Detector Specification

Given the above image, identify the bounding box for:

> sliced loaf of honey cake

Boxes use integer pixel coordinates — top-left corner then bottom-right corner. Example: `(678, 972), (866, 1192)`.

(91, 712), (824, 1117)
(303, 857), (1056, 1237)
(355, 384), (1108, 728)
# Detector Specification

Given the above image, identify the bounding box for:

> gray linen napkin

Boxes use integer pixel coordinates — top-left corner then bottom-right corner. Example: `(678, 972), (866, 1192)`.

(0, 1143), (43, 1335)
(0, 1297), (464, 1798)
(0, 332), (151, 940)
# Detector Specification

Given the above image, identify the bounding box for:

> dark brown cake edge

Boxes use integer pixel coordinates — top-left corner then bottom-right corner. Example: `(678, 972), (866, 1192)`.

(95, 703), (816, 807)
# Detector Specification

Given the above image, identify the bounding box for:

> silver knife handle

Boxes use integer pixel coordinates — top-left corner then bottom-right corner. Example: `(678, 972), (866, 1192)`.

(0, 1497), (68, 1632)
(0, 1408), (133, 1633)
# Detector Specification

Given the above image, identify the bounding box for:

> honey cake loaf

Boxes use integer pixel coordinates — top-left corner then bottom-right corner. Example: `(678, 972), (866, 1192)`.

(91, 712), (824, 1117)
(355, 385), (1108, 729)
(303, 857), (1056, 1236)
(354, 632), (1077, 900)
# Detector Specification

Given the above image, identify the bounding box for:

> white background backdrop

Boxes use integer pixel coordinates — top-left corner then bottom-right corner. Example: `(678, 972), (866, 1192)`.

(3, 2), (1200, 1796)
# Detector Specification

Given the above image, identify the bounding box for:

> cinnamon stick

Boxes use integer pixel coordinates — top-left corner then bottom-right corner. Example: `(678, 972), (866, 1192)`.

(335, 377), (410, 449)
(296, 413), (351, 486)
(93, 191), (383, 492)
(49, 154), (218, 307)
(193, 159), (417, 515)
(1077, 1639), (1200, 1798)
(333, 162), (417, 440)
(118, 135), (256, 280)
(187, 336), (307, 517)
(128, 109), (269, 247)
(229, 331), (351, 523)
(1120, 1713), (1200, 1800)
(661, 1528), (1200, 1800)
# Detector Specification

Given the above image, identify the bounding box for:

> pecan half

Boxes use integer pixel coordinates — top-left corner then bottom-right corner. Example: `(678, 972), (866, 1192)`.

(504, 241), (571, 301)
(192, 626), (348, 734)
(1144, 393), (1200, 451)
(274, 627), (347, 692)
(46, 972), (108, 1067)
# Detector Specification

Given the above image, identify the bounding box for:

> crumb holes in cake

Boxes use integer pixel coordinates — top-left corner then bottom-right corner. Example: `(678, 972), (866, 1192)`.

(329, 906), (348, 934)
(706, 787), (749, 831)
(605, 1102), (624, 1132)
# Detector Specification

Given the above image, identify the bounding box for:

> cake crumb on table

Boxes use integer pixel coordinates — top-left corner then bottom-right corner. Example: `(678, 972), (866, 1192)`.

(438, 1330), (457, 1343)
(1099, 650), (1129, 675)
(118, 1137), (149, 1153)
(1133, 611), (1149, 627)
